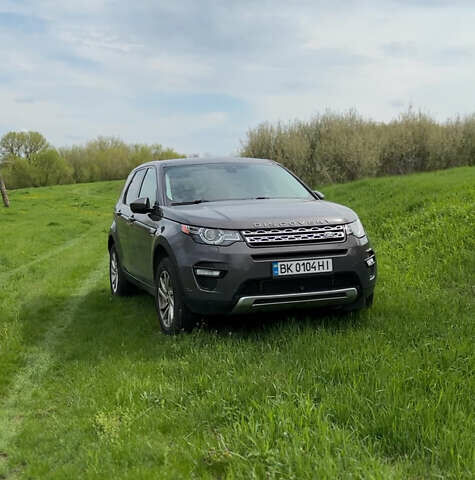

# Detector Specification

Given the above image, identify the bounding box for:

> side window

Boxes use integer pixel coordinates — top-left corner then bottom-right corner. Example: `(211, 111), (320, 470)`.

(139, 168), (158, 205)
(124, 169), (146, 205)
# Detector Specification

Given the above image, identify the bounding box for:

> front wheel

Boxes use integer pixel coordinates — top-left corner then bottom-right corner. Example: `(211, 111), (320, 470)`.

(155, 258), (198, 334)
(341, 293), (374, 313)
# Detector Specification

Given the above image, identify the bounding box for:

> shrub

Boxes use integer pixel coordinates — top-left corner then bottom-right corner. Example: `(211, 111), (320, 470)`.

(241, 108), (475, 185)
(0, 133), (183, 190)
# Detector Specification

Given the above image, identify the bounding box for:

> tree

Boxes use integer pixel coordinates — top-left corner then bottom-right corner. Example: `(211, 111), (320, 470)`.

(0, 131), (48, 162)
(32, 149), (73, 186)
(0, 131), (55, 195)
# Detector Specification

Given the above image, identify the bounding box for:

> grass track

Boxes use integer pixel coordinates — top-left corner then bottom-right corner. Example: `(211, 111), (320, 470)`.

(0, 168), (473, 479)
(0, 256), (106, 456)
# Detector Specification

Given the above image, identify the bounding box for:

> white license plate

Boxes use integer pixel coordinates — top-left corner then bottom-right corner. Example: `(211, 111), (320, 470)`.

(272, 258), (333, 277)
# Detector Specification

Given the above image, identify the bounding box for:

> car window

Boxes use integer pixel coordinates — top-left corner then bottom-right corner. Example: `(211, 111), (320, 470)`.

(164, 163), (313, 204)
(139, 168), (158, 205)
(124, 169), (146, 205)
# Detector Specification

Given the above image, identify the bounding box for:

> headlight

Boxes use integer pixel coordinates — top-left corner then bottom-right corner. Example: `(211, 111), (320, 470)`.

(181, 225), (242, 246)
(345, 218), (366, 238)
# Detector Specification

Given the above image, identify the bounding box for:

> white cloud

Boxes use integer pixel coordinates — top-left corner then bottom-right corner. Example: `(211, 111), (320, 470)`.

(1, 0), (475, 153)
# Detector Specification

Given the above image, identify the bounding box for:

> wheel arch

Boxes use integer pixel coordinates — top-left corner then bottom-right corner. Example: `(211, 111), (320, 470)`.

(153, 239), (178, 281)
(108, 220), (118, 252)
(108, 234), (115, 252)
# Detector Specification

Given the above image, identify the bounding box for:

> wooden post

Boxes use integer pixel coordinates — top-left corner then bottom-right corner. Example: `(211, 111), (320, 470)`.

(0, 174), (9, 207)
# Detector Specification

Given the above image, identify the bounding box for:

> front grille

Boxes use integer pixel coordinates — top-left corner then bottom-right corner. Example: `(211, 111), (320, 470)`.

(241, 225), (346, 247)
(237, 272), (360, 297)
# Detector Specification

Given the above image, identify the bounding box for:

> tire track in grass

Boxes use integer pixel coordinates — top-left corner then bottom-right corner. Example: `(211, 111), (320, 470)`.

(0, 255), (108, 474)
(0, 227), (99, 286)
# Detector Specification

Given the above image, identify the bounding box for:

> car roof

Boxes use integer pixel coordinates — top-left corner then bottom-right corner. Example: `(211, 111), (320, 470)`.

(135, 156), (276, 170)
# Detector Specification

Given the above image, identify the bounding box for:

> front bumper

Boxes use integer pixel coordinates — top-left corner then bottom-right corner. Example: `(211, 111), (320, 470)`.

(231, 287), (358, 314)
(174, 233), (377, 315)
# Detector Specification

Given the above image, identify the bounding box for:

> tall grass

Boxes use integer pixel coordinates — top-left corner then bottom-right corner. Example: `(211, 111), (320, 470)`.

(241, 108), (475, 185)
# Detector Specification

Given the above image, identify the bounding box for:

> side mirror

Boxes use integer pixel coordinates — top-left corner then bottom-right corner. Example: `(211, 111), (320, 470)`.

(313, 190), (325, 200)
(130, 197), (151, 214)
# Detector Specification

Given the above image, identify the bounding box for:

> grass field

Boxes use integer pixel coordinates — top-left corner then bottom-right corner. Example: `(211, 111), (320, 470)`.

(0, 167), (474, 479)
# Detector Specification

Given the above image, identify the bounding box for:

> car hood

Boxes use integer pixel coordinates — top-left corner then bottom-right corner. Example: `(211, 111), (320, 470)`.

(162, 198), (358, 230)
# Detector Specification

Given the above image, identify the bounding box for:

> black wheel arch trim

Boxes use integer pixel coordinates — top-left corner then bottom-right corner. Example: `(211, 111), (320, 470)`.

(152, 236), (180, 281)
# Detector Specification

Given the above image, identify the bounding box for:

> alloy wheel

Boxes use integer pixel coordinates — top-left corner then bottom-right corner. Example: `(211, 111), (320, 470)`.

(158, 270), (175, 328)
(110, 251), (119, 293)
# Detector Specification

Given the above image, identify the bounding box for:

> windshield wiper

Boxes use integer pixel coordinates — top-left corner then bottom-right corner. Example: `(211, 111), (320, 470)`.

(234, 196), (272, 201)
(171, 199), (210, 206)
(171, 197), (273, 205)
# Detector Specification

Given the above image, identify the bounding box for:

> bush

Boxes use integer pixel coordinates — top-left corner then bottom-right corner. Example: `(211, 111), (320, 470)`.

(0, 133), (183, 190)
(241, 108), (475, 185)
(1, 150), (73, 189)
(33, 149), (74, 186)
(59, 137), (183, 184)
(2, 157), (37, 189)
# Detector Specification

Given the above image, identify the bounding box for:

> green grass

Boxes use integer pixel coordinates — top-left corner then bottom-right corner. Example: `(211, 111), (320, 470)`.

(0, 168), (474, 479)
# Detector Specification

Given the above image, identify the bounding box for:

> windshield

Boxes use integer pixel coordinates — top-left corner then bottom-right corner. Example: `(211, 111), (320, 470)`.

(164, 162), (313, 205)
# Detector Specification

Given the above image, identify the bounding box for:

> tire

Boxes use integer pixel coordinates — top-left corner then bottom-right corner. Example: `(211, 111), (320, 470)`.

(365, 293), (374, 308)
(155, 258), (198, 334)
(341, 293), (374, 313)
(109, 245), (133, 296)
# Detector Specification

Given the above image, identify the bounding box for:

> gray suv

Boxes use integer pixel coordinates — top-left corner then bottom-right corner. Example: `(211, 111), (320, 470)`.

(108, 158), (377, 334)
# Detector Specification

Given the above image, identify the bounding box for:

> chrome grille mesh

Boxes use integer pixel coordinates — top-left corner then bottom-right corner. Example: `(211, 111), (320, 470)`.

(242, 225), (346, 246)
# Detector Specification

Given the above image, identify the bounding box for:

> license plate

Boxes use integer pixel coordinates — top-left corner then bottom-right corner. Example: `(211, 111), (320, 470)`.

(272, 258), (333, 277)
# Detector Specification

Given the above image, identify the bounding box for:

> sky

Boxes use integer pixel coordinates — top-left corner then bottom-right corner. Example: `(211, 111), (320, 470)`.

(0, 0), (474, 155)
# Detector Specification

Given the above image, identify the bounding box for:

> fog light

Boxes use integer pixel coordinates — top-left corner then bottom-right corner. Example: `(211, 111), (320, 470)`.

(365, 256), (375, 267)
(195, 268), (221, 277)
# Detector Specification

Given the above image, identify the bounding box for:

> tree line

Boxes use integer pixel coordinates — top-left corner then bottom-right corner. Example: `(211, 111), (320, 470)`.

(2, 109), (474, 207)
(240, 108), (475, 185)
(0, 131), (182, 205)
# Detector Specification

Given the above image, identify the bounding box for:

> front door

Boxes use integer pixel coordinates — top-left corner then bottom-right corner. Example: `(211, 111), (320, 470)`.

(127, 167), (160, 284)
(116, 168), (146, 274)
